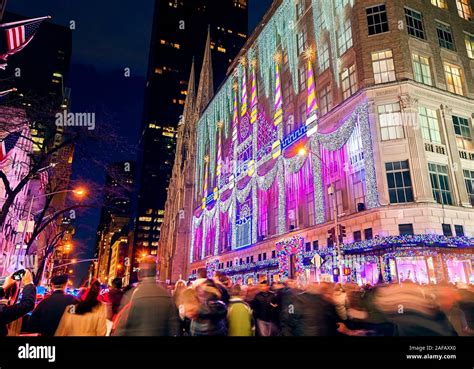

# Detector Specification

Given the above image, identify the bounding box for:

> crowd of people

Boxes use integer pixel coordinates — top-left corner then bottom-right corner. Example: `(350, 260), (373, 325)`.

(0, 256), (473, 337)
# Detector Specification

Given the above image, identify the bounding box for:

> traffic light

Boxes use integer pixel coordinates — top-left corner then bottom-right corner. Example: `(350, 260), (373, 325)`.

(339, 225), (346, 238)
(328, 227), (336, 243)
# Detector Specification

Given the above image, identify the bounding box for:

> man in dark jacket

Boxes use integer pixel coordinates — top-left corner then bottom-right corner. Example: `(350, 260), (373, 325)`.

(27, 274), (77, 336)
(0, 270), (36, 336)
(251, 280), (277, 336)
(113, 256), (179, 336)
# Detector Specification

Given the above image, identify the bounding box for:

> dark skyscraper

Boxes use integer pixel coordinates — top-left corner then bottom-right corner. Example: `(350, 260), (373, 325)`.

(134, 0), (248, 257)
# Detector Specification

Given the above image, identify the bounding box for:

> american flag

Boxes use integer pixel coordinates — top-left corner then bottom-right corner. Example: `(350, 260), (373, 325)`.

(0, 17), (48, 67)
(0, 130), (21, 165)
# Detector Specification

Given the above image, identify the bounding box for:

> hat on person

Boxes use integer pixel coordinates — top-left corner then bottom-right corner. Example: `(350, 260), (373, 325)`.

(51, 274), (69, 287)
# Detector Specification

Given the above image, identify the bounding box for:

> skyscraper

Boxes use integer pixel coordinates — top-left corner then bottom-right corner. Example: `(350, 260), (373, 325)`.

(134, 0), (248, 259)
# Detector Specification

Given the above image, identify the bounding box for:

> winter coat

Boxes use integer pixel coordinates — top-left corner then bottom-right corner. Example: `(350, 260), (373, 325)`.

(227, 298), (254, 336)
(251, 291), (277, 323)
(27, 290), (77, 336)
(0, 284), (36, 336)
(113, 278), (179, 336)
(55, 303), (107, 336)
(190, 299), (227, 336)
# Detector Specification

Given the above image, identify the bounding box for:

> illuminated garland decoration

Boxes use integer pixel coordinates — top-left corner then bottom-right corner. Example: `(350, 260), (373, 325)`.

(257, 16), (276, 99)
(195, 111), (208, 198)
(236, 177), (254, 204)
(206, 258), (220, 278)
(220, 192), (233, 212)
(202, 159), (209, 209)
(310, 138), (325, 224)
(189, 222), (195, 263)
(256, 159), (280, 191)
(276, 235), (304, 279)
(284, 152), (308, 174)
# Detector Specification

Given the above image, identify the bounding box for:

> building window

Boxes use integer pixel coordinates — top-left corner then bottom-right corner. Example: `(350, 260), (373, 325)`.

(419, 107), (442, 144)
(319, 42), (330, 71)
(432, 0), (448, 9)
(283, 79), (293, 105)
(399, 224), (414, 235)
(305, 242), (311, 252)
(319, 84), (332, 115)
(263, 252), (267, 260)
(299, 102), (306, 123)
(463, 169), (474, 205)
(456, 0), (473, 20)
(442, 223), (453, 236)
(378, 103), (404, 141)
(364, 228), (373, 240)
(436, 22), (455, 51)
(366, 4), (389, 35)
(312, 240), (319, 250)
(444, 63), (464, 95)
(337, 17), (353, 56)
(296, 0), (305, 18)
(353, 231), (362, 242)
(371, 50), (396, 84)
(405, 8), (425, 40)
(455, 224), (464, 236)
(412, 54), (432, 85)
(272, 250), (276, 258)
(297, 27), (308, 56)
(258, 254), (262, 261)
(429, 163), (453, 205)
(453, 116), (473, 150)
(465, 33), (474, 59)
(386, 161), (414, 203)
(298, 64), (306, 93)
(341, 64), (357, 99)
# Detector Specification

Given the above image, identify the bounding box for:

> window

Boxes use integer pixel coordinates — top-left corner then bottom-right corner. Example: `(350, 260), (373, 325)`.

(364, 228), (373, 240)
(296, 0), (305, 18)
(258, 254), (262, 261)
(263, 252), (267, 260)
(429, 163), (453, 205)
(341, 64), (357, 99)
(372, 50), (396, 84)
(319, 42), (330, 71)
(463, 169), (474, 205)
(299, 103), (307, 124)
(319, 84), (332, 115)
(378, 103), (404, 141)
(465, 33), (474, 59)
(419, 107), (442, 144)
(399, 224), (414, 235)
(337, 17), (353, 55)
(312, 240), (319, 250)
(272, 250), (276, 258)
(444, 63), (464, 95)
(436, 22), (455, 51)
(455, 225), (464, 236)
(412, 54), (432, 85)
(366, 4), (389, 35)
(353, 231), (362, 242)
(432, 0), (448, 9)
(297, 27), (308, 56)
(283, 78), (293, 104)
(386, 161), (414, 203)
(453, 116), (472, 150)
(298, 64), (306, 93)
(405, 8), (425, 39)
(442, 223), (453, 236)
(305, 242), (311, 252)
(456, 0), (472, 20)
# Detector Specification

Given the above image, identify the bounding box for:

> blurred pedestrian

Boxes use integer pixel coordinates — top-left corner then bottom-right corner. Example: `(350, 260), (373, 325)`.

(192, 268), (207, 288)
(251, 280), (277, 336)
(103, 277), (125, 321)
(0, 270), (36, 336)
(27, 274), (77, 336)
(227, 284), (254, 336)
(113, 256), (179, 336)
(55, 279), (107, 336)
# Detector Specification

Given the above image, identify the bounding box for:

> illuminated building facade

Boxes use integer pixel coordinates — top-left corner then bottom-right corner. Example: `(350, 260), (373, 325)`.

(163, 0), (474, 285)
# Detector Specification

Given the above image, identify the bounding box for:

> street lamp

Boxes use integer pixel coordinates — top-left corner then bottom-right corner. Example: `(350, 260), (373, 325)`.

(298, 146), (345, 283)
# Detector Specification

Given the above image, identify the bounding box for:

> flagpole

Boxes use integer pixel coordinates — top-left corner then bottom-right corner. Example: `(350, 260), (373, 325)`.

(0, 15), (51, 28)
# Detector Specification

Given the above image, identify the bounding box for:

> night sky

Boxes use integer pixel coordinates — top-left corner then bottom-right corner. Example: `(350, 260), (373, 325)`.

(7, 0), (273, 285)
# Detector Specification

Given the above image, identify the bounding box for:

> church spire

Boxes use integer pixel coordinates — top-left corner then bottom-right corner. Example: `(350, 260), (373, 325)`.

(195, 26), (214, 116)
(180, 58), (195, 126)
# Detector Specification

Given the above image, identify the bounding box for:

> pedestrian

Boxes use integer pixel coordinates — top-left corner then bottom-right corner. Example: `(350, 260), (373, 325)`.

(191, 268), (208, 288)
(0, 270), (36, 336)
(103, 277), (125, 321)
(251, 280), (277, 336)
(227, 284), (254, 336)
(112, 256), (179, 336)
(27, 274), (77, 336)
(189, 279), (227, 336)
(55, 279), (107, 336)
(213, 271), (230, 304)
